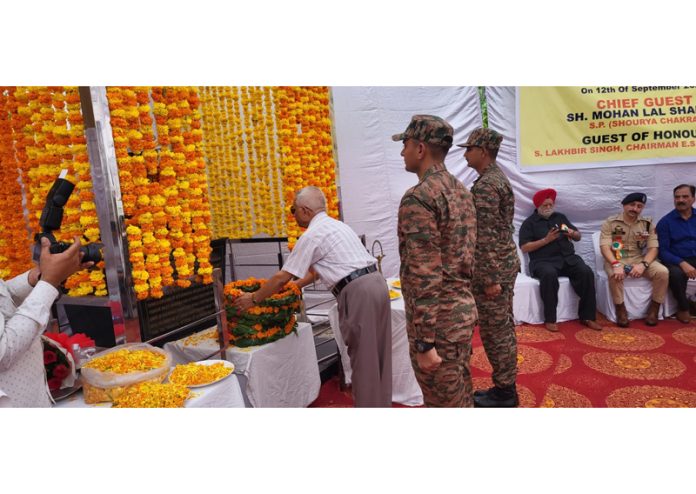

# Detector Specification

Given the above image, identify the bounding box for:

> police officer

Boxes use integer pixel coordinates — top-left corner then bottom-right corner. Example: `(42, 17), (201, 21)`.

(394, 115), (477, 407)
(599, 192), (668, 327)
(461, 127), (520, 408)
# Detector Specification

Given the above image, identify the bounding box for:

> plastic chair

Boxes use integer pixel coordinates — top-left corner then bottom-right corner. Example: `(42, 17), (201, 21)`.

(591, 231), (660, 322)
(512, 240), (580, 325)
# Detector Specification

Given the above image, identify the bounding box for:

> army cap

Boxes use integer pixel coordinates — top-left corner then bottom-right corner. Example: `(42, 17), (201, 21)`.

(391, 115), (454, 149)
(456, 127), (503, 151)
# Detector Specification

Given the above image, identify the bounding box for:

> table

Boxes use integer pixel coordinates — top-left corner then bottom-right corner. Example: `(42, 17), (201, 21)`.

(164, 322), (320, 407)
(53, 368), (246, 408)
(328, 279), (423, 406)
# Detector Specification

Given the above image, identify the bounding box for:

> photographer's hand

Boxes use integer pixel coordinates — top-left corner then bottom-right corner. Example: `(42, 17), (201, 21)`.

(38, 236), (83, 288)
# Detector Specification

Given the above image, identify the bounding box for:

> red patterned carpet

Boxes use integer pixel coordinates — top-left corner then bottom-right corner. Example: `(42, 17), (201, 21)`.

(310, 314), (696, 408)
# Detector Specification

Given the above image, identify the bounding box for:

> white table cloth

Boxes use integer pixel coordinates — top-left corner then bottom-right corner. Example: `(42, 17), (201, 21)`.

(164, 322), (320, 407)
(53, 367), (246, 408)
(328, 279), (423, 406)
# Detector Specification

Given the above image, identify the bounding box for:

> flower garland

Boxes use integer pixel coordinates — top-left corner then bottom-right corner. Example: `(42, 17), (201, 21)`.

(224, 277), (300, 347)
(199, 86), (285, 239)
(275, 86), (339, 248)
(198, 86), (338, 248)
(0, 87), (33, 279)
(1, 87), (105, 296)
(106, 86), (214, 299)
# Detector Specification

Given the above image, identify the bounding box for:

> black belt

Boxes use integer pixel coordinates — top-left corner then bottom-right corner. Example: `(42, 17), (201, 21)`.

(331, 264), (377, 298)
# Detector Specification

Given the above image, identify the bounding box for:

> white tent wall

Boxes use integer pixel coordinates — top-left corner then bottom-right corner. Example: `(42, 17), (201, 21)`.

(331, 86), (482, 278)
(486, 86), (696, 268)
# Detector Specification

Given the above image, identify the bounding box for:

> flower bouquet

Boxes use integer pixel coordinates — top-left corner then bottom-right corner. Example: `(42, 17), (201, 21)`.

(224, 277), (301, 347)
(41, 334), (80, 392)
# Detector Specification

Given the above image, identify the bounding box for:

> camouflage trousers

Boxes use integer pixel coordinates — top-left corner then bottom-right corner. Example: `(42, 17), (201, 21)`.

(408, 328), (474, 407)
(473, 280), (517, 388)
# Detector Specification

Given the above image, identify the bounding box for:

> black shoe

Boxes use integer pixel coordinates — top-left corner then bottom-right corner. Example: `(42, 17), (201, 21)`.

(474, 387), (493, 398)
(473, 385), (519, 408)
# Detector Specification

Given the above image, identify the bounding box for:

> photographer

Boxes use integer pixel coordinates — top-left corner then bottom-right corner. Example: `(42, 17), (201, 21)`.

(0, 237), (90, 407)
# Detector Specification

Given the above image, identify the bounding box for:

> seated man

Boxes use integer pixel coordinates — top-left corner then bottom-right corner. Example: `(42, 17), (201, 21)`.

(656, 184), (696, 323)
(519, 188), (602, 332)
(599, 192), (668, 327)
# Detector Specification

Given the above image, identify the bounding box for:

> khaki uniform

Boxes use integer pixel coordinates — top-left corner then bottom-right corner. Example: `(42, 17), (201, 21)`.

(599, 213), (669, 304)
(471, 162), (520, 389)
(398, 161), (477, 407)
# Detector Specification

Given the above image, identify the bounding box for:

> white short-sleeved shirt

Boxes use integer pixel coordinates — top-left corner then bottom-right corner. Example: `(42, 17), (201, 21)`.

(282, 212), (376, 289)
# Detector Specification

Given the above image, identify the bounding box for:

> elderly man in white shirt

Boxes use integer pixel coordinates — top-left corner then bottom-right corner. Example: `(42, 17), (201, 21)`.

(234, 186), (392, 407)
(0, 237), (87, 407)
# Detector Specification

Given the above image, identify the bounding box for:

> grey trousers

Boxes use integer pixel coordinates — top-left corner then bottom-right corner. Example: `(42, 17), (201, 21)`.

(337, 271), (392, 407)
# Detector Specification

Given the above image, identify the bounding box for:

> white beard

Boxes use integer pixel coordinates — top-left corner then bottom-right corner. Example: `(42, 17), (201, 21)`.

(538, 208), (554, 219)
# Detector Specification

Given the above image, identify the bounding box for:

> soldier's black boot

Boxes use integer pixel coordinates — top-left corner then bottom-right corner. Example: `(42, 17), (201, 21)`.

(473, 385), (519, 408)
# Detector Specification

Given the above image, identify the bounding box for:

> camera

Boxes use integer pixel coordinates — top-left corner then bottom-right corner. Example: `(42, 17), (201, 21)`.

(32, 170), (103, 265)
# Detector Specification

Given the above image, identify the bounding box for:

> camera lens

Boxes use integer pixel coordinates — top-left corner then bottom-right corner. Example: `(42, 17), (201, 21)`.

(81, 243), (103, 264)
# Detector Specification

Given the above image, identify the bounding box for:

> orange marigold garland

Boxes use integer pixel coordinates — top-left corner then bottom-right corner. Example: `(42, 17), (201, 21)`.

(0, 87), (33, 278)
(2, 86), (105, 295)
(275, 86), (339, 248)
(224, 277), (300, 347)
(106, 86), (214, 300)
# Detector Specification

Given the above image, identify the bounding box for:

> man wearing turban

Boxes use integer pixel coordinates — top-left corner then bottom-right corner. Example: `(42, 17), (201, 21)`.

(519, 189), (602, 332)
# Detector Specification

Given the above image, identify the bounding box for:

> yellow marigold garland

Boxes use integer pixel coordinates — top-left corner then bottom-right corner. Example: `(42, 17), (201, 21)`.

(199, 86), (285, 239)
(199, 86), (338, 247)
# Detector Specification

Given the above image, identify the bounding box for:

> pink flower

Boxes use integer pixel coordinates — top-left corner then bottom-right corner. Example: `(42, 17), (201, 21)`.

(44, 350), (57, 364)
(52, 364), (70, 380)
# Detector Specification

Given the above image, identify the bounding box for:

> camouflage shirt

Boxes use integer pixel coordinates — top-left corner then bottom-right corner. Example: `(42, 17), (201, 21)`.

(471, 162), (520, 285)
(398, 162), (477, 343)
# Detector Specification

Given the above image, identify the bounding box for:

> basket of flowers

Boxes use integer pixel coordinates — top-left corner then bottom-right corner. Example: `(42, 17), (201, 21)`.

(224, 277), (301, 347)
(80, 343), (171, 404)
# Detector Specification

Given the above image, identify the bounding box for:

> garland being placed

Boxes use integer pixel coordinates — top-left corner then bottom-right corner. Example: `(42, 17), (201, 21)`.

(224, 277), (300, 347)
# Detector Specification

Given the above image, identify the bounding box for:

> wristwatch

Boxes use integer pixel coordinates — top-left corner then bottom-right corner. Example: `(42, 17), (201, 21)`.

(414, 339), (435, 353)
(641, 261), (649, 268)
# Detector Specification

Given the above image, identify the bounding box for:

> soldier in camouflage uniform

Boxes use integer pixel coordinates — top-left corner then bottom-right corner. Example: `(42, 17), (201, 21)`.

(393, 115), (478, 407)
(459, 127), (521, 408)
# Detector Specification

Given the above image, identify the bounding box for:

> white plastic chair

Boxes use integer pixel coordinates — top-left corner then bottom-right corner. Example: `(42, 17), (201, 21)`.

(663, 277), (696, 318)
(591, 231), (661, 322)
(512, 240), (580, 325)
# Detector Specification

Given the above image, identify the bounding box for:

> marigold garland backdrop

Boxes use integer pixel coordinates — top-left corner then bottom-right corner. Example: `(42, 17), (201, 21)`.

(199, 86), (339, 248)
(0, 86), (340, 301)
